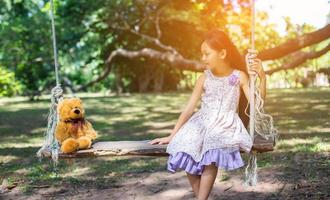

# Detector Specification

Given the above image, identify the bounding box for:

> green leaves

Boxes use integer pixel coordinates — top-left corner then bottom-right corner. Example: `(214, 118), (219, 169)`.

(0, 0), (328, 97)
(0, 65), (22, 97)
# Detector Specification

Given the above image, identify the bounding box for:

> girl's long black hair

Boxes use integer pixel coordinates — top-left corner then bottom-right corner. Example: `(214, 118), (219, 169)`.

(203, 29), (249, 128)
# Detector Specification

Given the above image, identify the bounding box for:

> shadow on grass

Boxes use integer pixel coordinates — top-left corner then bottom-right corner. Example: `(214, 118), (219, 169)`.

(0, 88), (329, 198)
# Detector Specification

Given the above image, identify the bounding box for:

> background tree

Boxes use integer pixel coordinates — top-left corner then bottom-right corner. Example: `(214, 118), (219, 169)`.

(0, 0), (329, 98)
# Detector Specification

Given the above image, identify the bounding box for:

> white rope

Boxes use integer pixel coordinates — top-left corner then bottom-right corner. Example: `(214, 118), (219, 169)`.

(243, 0), (278, 187)
(36, 86), (63, 165)
(36, 0), (62, 167)
(50, 0), (60, 86)
(243, 82), (278, 186)
(243, 0), (257, 187)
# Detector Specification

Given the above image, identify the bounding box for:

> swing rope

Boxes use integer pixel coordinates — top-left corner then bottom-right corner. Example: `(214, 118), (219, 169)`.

(36, 0), (62, 166)
(243, 0), (278, 186)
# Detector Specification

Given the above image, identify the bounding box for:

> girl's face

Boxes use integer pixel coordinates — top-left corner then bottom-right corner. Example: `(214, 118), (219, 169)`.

(201, 41), (226, 70)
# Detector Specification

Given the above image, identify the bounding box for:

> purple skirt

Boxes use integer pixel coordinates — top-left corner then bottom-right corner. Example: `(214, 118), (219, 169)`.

(167, 148), (244, 175)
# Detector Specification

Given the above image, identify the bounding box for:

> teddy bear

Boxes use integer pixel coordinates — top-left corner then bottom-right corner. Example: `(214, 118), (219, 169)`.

(55, 98), (98, 153)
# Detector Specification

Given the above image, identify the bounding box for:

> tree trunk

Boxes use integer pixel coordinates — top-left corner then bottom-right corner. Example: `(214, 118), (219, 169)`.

(115, 70), (123, 94)
(138, 67), (153, 92)
(153, 68), (165, 92)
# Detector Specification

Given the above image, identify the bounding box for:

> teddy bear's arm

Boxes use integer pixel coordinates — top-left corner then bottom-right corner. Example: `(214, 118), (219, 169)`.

(84, 121), (98, 140)
(55, 122), (70, 144)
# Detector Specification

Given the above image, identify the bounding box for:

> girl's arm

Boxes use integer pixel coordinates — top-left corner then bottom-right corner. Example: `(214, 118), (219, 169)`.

(148, 73), (206, 145)
(169, 73), (206, 139)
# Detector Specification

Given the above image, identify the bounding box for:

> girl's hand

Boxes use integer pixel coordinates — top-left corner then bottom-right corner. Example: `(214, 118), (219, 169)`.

(246, 49), (266, 80)
(148, 136), (172, 145)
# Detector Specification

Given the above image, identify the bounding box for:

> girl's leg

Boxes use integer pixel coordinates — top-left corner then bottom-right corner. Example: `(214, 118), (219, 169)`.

(186, 172), (201, 197)
(198, 163), (218, 200)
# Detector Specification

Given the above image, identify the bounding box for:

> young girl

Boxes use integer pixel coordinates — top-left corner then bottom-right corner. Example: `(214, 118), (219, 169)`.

(149, 29), (267, 200)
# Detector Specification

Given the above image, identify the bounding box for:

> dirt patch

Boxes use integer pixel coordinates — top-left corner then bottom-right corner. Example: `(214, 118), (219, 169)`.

(4, 165), (327, 200)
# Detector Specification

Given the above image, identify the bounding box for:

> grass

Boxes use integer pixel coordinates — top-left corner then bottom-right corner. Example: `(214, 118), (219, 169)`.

(0, 88), (329, 195)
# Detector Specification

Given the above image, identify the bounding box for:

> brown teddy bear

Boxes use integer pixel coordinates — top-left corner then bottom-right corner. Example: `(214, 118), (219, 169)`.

(55, 98), (97, 153)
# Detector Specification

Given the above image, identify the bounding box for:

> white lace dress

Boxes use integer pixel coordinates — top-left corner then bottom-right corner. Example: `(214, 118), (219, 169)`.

(166, 69), (253, 175)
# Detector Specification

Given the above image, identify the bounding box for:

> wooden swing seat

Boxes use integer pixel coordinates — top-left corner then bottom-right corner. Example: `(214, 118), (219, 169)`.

(40, 135), (275, 158)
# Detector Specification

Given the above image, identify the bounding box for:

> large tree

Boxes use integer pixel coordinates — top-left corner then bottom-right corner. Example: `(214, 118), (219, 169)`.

(0, 0), (329, 96)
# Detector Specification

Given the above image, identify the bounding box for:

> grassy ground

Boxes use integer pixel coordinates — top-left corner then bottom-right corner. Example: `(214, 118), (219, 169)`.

(0, 88), (329, 199)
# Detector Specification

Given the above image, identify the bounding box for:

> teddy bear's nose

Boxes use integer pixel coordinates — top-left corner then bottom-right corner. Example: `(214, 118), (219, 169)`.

(74, 109), (80, 114)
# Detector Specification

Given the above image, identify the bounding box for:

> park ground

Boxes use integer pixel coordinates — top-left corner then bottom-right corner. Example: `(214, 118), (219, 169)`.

(0, 88), (329, 199)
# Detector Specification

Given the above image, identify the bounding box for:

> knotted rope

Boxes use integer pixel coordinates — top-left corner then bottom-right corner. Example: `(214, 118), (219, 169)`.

(243, 0), (278, 186)
(36, 0), (63, 167)
(243, 79), (278, 186)
(36, 86), (63, 166)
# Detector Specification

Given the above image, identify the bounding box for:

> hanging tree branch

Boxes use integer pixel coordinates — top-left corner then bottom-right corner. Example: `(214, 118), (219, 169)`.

(76, 15), (330, 91)
(76, 48), (203, 91)
(265, 42), (330, 75)
(259, 24), (330, 60)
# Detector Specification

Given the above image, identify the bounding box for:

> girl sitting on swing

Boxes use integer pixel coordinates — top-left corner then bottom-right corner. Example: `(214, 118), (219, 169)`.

(149, 29), (267, 200)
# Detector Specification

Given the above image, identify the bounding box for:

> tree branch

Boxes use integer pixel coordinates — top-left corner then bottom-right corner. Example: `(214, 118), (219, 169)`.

(259, 24), (330, 60)
(265, 43), (330, 75)
(155, 8), (162, 39)
(108, 10), (179, 55)
(128, 28), (180, 55)
(78, 14), (330, 91)
(75, 48), (203, 91)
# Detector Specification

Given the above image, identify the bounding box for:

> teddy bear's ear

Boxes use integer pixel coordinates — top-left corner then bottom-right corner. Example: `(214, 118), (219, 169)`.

(76, 98), (82, 105)
(69, 98), (82, 106)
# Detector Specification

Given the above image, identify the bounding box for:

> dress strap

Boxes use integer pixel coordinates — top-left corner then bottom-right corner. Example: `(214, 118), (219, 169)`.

(204, 69), (211, 78)
(233, 69), (240, 77)
(205, 69), (238, 80)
